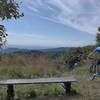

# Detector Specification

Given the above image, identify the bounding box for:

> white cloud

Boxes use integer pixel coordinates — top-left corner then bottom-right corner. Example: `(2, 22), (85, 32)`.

(7, 32), (90, 47)
(8, 32), (45, 39)
(23, 0), (100, 34)
(7, 32), (46, 45)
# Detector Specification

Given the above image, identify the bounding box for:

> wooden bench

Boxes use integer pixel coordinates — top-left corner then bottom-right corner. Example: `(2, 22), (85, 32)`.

(0, 77), (76, 98)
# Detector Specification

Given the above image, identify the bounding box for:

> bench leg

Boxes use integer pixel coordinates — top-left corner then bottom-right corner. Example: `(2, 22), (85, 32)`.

(7, 84), (15, 98)
(63, 82), (71, 95)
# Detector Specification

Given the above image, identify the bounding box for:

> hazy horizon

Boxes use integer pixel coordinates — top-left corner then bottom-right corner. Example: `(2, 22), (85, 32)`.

(5, 44), (72, 50)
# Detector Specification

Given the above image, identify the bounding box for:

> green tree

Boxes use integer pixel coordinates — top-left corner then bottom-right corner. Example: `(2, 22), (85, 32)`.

(0, 0), (23, 20)
(0, 0), (23, 47)
(96, 27), (100, 43)
(0, 25), (7, 46)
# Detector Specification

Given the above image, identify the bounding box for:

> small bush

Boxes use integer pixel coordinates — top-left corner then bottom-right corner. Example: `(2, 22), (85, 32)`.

(43, 88), (50, 96)
(53, 87), (61, 96)
(29, 90), (37, 98)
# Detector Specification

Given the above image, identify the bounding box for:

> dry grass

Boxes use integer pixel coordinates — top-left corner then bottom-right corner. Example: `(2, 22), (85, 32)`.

(0, 64), (100, 100)
(69, 65), (100, 100)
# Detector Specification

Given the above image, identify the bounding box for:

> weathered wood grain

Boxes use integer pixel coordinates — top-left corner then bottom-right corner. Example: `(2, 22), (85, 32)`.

(0, 77), (76, 85)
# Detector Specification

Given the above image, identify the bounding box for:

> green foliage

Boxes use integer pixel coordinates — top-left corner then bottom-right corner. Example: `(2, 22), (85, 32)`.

(16, 88), (37, 98)
(28, 90), (37, 98)
(43, 88), (51, 96)
(96, 27), (100, 43)
(55, 45), (97, 69)
(0, 0), (24, 20)
(58, 48), (83, 69)
(0, 25), (7, 47)
(53, 87), (61, 96)
(0, 0), (23, 46)
(82, 45), (95, 55)
(96, 32), (100, 43)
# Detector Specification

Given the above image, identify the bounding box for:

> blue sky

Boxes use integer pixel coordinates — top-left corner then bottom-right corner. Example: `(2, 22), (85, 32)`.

(1, 0), (100, 49)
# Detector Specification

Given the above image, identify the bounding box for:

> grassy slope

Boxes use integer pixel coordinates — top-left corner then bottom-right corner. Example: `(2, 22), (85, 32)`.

(0, 65), (100, 100)
(65, 65), (100, 100)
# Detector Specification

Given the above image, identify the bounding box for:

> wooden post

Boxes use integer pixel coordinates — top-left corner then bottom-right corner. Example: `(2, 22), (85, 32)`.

(7, 84), (15, 98)
(63, 82), (71, 95)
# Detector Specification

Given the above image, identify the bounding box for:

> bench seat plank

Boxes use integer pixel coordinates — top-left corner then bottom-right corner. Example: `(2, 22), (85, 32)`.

(0, 77), (76, 85)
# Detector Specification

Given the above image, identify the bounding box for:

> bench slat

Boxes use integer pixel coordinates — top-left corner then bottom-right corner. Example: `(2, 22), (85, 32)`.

(0, 77), (76, 85)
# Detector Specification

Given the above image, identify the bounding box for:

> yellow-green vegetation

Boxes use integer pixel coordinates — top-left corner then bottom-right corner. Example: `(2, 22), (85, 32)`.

(0, 65), (62, 79)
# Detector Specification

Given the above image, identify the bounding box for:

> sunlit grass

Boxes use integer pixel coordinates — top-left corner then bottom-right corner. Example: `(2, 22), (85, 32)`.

(0, 65), (62, 79)
(0, 64), (100, 100)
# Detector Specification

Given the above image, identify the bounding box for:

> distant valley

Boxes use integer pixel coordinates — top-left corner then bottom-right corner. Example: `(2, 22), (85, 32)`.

(2, 47), (71, 53)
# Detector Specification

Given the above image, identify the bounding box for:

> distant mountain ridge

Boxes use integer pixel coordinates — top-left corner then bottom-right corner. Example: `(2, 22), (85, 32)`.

(40, 47), (71, 52)
(2, 48), (28, 53)
(1, 47), (71, 53)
